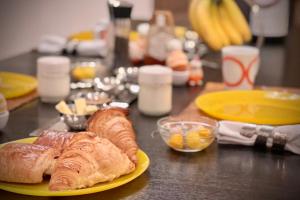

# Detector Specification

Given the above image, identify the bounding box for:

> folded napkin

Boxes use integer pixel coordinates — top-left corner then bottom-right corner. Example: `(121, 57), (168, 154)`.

(37, 35), (67, 54)
(76, 40), (107, 57)
(218, 121), (300, 155)
(37, 35), (107, 57)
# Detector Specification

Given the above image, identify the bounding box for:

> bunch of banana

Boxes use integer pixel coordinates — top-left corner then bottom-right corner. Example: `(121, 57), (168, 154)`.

(188, 0), (251, 51)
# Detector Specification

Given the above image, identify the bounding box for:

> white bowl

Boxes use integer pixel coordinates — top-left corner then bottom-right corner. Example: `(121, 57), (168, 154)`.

(172, 70), (189, 86)
(0, 111), (9, 129)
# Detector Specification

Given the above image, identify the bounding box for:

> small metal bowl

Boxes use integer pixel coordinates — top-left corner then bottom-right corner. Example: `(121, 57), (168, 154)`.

(60, 113), (90, 131)
(58, 104), (94, 131)
(68, 91), (112, 106)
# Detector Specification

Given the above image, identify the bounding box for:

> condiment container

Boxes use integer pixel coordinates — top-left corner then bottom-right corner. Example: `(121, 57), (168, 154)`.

(138, 65), (172, 116)
(188, 58), (204, 86)
(144, 10), (175, 65)
(37, 56), (70, 103)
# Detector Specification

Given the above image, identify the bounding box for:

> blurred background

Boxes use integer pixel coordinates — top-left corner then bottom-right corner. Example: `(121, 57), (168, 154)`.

(1, 0), (299, 60)
(0, 0), (299, 87)
(0, 0), (154, 60)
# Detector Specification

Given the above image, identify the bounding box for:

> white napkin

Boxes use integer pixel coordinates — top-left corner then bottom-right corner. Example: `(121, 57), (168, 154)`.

(37, 35), (67, 54)
(37, 35), (107, 57)
(218, 121), (300, 155)
(76, 40), (107, 57)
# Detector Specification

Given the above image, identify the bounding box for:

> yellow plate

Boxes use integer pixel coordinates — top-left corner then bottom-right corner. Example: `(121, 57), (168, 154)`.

(0, 71), (37, 99)
(0, 137), (150, 196)
(195, 90), (300, 125)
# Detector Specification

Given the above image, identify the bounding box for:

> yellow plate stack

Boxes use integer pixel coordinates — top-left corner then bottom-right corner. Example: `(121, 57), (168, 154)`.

(0, 71), (37, 99)
(195, 90), (300, 125)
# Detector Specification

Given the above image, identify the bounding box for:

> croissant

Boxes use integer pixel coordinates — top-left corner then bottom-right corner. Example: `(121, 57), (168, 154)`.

(49, 132), (135, 191)
(0, 143), (58, 183)
(87, 108), (138, 164)
(34, 130), (74, 154)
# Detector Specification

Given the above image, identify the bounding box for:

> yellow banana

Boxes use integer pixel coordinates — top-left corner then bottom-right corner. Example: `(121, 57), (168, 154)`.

(194, 0), (223, 51)
(221, 0), (252, 42)
(218, 2), (243, 45)
(188, 0), (199, 32)
(210, 1), (230, 46)
(189, 0), (205, 41)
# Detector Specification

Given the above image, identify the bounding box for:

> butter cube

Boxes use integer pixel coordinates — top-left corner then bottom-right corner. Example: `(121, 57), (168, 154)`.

(55, 101), (73, 115)
(75, 98), (87, 115)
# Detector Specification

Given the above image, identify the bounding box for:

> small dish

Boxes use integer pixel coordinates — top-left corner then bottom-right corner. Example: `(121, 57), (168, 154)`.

(157, 116), (218, 152)
(60, 113), (90, 131)
(71, 59), (107, 81)
(69, 91), (111, 106)
(172, 70), (189, 86)
(57, 103), (97, 131)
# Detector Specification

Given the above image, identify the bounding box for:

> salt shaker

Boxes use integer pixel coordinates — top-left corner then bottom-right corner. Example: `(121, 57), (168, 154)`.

(138, 65), (172, 116)
(37, 56), (70, 103)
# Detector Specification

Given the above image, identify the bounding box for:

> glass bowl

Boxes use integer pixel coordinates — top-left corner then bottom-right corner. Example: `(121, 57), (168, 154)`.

(157, 116), (218, 152)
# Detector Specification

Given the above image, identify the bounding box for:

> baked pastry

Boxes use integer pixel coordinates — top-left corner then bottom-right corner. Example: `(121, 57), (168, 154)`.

(49, 132), (135, 191)
(166, 50), (189, 71)
(34, 130), (74, 154)
(87, 108), (138, 164)
(0, 143), (58, 183)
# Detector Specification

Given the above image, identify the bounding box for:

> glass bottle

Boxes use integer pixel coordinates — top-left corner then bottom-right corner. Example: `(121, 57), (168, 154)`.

(144, 10), (176, 65)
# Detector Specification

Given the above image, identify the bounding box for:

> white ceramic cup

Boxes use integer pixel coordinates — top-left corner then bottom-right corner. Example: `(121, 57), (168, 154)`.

(222, 46), (260, 90)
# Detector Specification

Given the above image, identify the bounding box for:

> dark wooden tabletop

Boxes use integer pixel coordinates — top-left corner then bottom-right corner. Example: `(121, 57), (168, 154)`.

(0, 41), (300, 199)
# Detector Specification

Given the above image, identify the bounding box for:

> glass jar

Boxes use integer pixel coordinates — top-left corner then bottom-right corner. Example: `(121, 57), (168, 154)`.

(37, 56), (70, 103)
(138, 65), (172, 116)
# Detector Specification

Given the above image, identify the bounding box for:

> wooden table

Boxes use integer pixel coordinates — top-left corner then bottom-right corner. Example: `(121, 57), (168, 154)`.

(0, 44), (300, 199)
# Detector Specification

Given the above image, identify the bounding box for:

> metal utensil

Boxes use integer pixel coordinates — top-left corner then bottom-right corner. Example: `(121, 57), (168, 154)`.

(114, 66), (139, 84)
(94, 76), (121, 95)
(68, 91), (112, 105)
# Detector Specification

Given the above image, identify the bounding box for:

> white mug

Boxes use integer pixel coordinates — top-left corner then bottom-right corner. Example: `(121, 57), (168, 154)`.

(222, 46), (260, 90)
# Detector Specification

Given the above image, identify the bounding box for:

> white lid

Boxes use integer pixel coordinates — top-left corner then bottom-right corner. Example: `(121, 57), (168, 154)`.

(138, 65), (172, 84)
(137, 23), (150, 36)
(37, 56), (70, 74)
